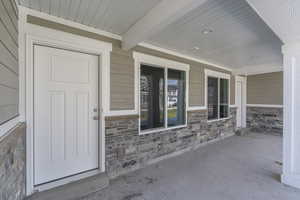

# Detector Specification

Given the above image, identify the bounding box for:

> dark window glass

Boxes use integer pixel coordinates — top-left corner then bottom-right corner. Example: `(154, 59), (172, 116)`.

(167, 69), (186, 127)
(208, 77), (219, 120)
(140, 65), (165, 130)
(220, 79), (229, 118)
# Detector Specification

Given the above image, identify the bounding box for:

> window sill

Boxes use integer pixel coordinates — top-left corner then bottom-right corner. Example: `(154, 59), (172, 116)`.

(207, 116), (232, 123)
(139, 124), (187, 135)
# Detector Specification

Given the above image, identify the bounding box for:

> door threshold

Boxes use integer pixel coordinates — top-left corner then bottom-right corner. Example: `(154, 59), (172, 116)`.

(26, 173), (109, 200)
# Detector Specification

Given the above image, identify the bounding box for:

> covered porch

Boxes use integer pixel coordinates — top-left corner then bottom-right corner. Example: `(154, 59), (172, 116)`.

(0, 0), (300, 199)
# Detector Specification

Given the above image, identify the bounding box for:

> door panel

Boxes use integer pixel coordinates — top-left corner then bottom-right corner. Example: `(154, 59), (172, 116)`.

(33, 45), (99, 186)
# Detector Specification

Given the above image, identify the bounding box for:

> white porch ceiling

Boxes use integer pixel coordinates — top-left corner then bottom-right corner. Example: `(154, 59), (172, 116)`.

(146, 0), (283, 69)
(20, 0), (161, 35)
(19, 0), (283, 70)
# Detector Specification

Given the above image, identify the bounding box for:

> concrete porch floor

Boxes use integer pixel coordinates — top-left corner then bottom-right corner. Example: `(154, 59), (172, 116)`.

(79, 133), (300, 200)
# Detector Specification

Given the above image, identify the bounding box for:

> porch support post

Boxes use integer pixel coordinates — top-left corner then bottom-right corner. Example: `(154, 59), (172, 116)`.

(282, 41), (300, 189)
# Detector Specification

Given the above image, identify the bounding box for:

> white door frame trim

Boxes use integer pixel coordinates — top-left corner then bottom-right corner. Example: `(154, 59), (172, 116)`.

(235, 76), (247, 128)
(23, 24), (112, 195)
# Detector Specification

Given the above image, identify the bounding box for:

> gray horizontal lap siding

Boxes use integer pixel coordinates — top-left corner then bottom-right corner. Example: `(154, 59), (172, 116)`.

(247, 72), (283, 105)
(0, 2), (24, 200)
(0, 0), (19, 125)
(110, 50), (135, 110)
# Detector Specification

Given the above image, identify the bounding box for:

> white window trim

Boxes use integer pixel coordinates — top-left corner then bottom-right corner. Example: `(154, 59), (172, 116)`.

(133, 52), (190, 135)
(246, 104), (283, 108)
(205, 69), (231, 122)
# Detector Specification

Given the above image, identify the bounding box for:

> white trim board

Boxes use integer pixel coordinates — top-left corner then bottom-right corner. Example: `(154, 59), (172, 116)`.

(133, 52), (190, 71)
(19, 6), (122, 40)
(187, 106), (207, 111)
(0, 116), (20, 140)
(106, 110), (138, 117)
(246, 104), (283, 108)
(204, 69), (231, 79)
(233, 64), (283, 76)
(139, 43), (232, 72)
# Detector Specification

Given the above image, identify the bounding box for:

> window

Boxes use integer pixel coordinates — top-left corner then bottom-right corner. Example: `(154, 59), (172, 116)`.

(208, 77), (218, 120)
(220, 78), (229, 118)
(140, 65), (165, 130)
(168, 69), (186, 127)
(206, 70), (230, 121)
(140, 65), (187, 132)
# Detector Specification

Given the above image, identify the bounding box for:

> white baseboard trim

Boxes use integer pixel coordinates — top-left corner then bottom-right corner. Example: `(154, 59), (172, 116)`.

(281, 173), (300, 189)
(246, 104), (283, 108)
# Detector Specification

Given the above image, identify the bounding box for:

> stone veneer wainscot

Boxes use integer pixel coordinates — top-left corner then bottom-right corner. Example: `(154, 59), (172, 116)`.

(0, 123), (26, 200)
(246, 107), (283, 135)
(105, 108), (236, 178)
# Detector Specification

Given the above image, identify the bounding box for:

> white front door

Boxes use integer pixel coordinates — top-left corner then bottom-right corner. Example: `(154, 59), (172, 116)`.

(33, 45), (99, 186)
(235, 76), (246, 129)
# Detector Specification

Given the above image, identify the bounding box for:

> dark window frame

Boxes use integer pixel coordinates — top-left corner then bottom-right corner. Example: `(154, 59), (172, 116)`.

(139, 64), (188, 134)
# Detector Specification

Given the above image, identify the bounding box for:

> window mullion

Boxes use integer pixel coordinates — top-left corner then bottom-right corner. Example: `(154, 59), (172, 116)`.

(218, 78), (220, 119)
(164, 67), (168, 128)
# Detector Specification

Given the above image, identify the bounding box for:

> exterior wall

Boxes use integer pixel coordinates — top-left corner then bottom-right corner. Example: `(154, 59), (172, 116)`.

(110, 49), (135, 110)
(246, 107), (283, 135)
(0, 123), (26, 200)
(26, 14), (238, 182)
(247, 72), (283, 105)
(27, 15), (235, 110)
(246, 72), (283, 135)
(0, 1), (25, 199)
(0, 0), (19, 124)
(105, 108), (236, 178)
